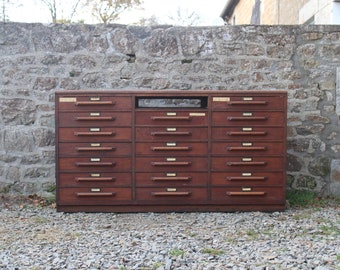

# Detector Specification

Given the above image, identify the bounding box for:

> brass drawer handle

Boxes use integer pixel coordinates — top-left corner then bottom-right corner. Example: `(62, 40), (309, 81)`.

(152, 191), (191, 196)
(227, 176), (266, 181)
(151, 146), (191, 151)
(152, 176), (192, 181)
(76, 177), (115, 182)
(151, 131), (191, 136)
(76, 192), (115, 197)
(227, 131), (267, 136)
(226, 191), (266, 196)
(76, 162), (115, 167)
(151, 161), (191, 166)
(227, 116), (268, 121)
(75, 101), (115, 106)
(227, 161), (267, 166)
(76, 147), (116, 151)
(74, 132), (115, 136)
(75, 116), (115, 121)
(151, 116), (191, 121)
(227, 146), (266, 151)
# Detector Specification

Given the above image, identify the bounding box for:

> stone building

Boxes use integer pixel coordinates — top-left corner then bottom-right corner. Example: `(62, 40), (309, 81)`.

(221, 0), (340, 25)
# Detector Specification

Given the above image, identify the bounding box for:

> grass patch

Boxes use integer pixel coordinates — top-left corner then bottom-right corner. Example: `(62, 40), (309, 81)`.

(169, 248), (185, 257)
(201, 248), (224, 256)
(286, 189), (320, 208)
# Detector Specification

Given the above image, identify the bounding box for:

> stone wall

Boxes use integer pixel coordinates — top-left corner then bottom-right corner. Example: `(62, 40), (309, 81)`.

(1, 22), (340, 197)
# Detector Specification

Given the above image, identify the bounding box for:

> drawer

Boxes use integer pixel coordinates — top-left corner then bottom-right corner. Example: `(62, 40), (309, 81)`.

(136, 142), (208, 156)
(58, 96), (132, 111)
(135, 172), (208, 187)
(58, 187), (132, 205)
(59, 157), (132, 172)
(135, 157), (208, 172)
(211, 172), (284, 186)
(211, 157), (284, 171)
(212, 127), (285, 141)
(136, 187), (207, 203)
(211, 187), (285, 204)
(58, 112), (132, 127)
(58, 172), (132, 187)
(58, 127), (132, 142)
(135, 110), (208, 126)
(58, 142), (131, 157)
(136, 127), (208, 141)
(211, 142), (284, 156)
(212, 96), (284, 110)
(212, 111), (285, 126)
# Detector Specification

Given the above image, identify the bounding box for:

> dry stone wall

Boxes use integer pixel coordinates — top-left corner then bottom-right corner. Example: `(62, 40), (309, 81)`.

(1, 22), (340, 197)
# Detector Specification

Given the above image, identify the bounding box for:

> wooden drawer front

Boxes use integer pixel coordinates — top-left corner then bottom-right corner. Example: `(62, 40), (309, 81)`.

(136, 127), (208, 141)
(136, 187), (207, 203)
(211, 172), (283, 186)
(211, 187), (285, 204)
(212, 127), (284, 141)
(212, 96), (284, 110)
(212, 142), (284, 156)
(135, 172), (208, 187)
(135, 111), (208, 126)
(59, 157), (132, 172)
(58, 96), (132, 111)
(58, 173), (132, 187)
(212, 157), (283, 171)
(58, 142), (131, 157)
(59, 127), (132, 142)
(136, 142), (208, 156)
(212, 111), (284, 126)
(58, 112), (132, 127)
(58, 187), (132, 205)
(135, 157), (208, 172)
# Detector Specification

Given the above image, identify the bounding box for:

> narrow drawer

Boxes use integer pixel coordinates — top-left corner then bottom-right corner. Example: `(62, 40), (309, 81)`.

(136, 187), (207, 203)
(58, 96), (132, 111)
(58, 187), (132, 205)
(135, 172), (208, 187)
(211, 157), (284, 171)
(211, 142), (284, 156)
(136, 127), (208, 141)
(58, 112), (132, 127)
(58, 172), (132, 187)
(135, 110), (208, 126)
(58, 142), (131, 157)
(212, 96), (284, 110)
(136, 142), (208, 156)
(135, 157), (208, 172)
(212, 111), (285, 126)
(211, 172), (284, 186)
(59, 157), (132, 172)
(212, 127), (285, 141)
(58, 127), (132, 142)
(211, 187), (285, 204)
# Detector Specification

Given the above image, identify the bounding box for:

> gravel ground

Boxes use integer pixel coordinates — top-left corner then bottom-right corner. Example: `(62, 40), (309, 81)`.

(0, 203), (339, 270)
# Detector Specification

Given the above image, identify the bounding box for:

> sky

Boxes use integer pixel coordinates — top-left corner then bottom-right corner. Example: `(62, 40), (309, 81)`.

(8, 0), (226, 26)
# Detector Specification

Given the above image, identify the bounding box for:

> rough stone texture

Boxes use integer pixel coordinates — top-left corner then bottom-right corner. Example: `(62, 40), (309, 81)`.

(1, 22), (340, 197)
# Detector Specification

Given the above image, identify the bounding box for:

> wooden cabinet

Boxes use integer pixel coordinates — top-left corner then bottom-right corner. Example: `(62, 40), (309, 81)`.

(56, 90), (287, 212)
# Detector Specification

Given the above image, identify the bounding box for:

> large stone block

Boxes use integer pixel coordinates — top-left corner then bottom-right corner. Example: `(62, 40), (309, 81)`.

(330, 159), (340, 196)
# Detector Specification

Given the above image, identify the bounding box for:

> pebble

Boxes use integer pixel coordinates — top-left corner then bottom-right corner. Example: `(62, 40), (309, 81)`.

(0, 206), (339, 269)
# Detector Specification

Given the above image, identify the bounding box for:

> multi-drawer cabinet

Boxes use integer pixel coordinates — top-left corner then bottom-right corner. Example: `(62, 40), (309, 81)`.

(56, 90), (287, 212)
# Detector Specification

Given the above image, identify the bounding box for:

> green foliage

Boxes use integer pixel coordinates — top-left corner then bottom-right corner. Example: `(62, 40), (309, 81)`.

(286, 189), (319, 208)
(169, 248), (185, 257)
(201, 248), (224, 256)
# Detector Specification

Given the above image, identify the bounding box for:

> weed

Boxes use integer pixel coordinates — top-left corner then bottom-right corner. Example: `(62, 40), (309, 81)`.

(201, 247), (224, 256)
(169, 248), (185, 257)
(286, 189), (319, 208)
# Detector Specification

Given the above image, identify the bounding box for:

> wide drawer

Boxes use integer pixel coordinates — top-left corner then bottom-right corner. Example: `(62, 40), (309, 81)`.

(211, 187), (285, 204)
(58, 127), (132, 142)
(211, 142), (284, 156)
(136, 187), (207, 203)
(136, 127), (208, 141)
(58, 187), (132, 205)
(57, 96), (132, 111)
(211, 172), (284, 186)
(212, 111), (285, 126)
(58, 142), (131, 157)
(135, 110), (208, 126)
(58, 172), (132, 187)
(211, 157), (284, 171)
(135, 157), (208, 172)
(212, 127), (285, 141)
(136, 142), (208, 156)
(212, 96), (284, 110)
(59, 157), (132, 172)
(135, 172), (208, 187)
(58, 112), (132, 127)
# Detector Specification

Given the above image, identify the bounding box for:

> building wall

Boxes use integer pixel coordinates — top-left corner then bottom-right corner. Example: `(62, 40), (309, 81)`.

(299, 0), (334, 24)
(1, 23), (340, 197)
(228, 0), (254, 25)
